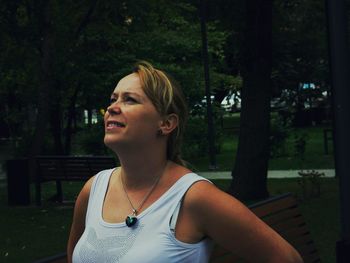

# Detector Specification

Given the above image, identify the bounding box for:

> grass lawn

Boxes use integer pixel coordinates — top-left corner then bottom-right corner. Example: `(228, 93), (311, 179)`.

(189, 113), (334, 171)
(0, 177), (339, 263)
(0, 182), (78, 263)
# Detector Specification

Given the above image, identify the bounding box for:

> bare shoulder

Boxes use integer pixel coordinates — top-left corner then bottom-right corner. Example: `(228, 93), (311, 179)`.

(80, 175), (95, 196)
(181, 180), (254, 242)
(181, 179), (244, 224)
(74, 175), (96, 209)
(183, 178), (240, 208)
(183, 180), (303, 262)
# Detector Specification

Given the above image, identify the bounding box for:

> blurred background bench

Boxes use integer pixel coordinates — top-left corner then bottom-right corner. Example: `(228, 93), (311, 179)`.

(35, 156), (116, 205)
(210, 193), (319, 262)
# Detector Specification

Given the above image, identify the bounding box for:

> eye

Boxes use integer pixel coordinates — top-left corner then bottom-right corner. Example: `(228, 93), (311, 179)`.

(124, 96), (137, 103)
(109, 97), (117, 104)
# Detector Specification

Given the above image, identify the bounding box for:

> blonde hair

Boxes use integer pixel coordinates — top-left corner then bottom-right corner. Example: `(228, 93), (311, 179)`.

(133, 61), (188, 165)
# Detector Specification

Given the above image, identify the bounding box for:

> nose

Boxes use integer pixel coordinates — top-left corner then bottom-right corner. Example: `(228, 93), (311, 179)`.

(107, 103), (121, 115)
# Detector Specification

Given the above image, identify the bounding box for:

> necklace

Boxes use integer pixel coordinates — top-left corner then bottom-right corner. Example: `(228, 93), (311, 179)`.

(120, 167), (164, 227)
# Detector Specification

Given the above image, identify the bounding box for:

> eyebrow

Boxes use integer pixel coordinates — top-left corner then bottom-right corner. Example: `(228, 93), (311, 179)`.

(110, 91), (142, 98)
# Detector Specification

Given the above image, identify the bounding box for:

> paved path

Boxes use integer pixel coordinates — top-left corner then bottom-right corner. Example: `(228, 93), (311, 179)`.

(198, 169), (335, 180)
(0, 166), (335, 181)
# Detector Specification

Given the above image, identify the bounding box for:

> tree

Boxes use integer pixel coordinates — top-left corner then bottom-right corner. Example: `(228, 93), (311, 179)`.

(272, 1), (329, 89)
(0, 0), (230, 158)
(228, 0), (273, 201)
(200, 0), (216, 168)
(29, 0), (55, 157)
(271, 0), (329, 120)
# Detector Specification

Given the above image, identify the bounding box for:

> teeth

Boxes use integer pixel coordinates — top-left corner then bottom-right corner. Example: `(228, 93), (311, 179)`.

(116, 122), (124, 127)
(108, 122), (124, 127)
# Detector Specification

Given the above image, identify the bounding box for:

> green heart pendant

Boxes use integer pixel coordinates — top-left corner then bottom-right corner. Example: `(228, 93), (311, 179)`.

(125, 215), (138, 227)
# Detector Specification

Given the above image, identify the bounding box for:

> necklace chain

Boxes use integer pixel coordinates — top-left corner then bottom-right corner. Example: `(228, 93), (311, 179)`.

(120, 167), (164, 216)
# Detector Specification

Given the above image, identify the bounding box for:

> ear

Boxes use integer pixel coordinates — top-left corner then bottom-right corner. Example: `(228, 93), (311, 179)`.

(159, 113), (178, 136)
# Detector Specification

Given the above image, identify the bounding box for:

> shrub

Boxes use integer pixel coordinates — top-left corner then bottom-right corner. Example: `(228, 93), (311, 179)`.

(74, 123), (108, 155)
(182, 114), (223, 159)
(269, 114), (291, 157)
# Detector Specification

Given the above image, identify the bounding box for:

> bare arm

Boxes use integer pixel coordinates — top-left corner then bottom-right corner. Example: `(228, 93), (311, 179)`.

(185, 181), (303, 263)
(67, 176), (94, 263)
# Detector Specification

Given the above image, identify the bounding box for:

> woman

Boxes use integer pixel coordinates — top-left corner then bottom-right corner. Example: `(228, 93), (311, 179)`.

(67, 61), (303, 262)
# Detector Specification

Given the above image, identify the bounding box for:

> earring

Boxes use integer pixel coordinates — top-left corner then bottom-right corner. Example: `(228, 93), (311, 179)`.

(157, 129), (163, 136)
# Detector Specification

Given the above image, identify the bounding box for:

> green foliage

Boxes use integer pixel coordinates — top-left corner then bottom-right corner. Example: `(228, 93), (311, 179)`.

(182, 117), (208, 158)
(190, 119), (334, 171)
(297, 170), (325, 199)
(73, 124), (107, 155)
(0, 0), (40, 142)
(0, 0), (232, 156)
(269, 114), (291, 157)
(293, 131), (309, 163)
(272, 0), (329, 94)
(183, 113), (223, 159)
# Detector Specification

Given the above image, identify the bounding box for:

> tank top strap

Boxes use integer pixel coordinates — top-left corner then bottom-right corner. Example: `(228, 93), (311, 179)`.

(165, 173), (211, 231)
(85, 168), (115, 226)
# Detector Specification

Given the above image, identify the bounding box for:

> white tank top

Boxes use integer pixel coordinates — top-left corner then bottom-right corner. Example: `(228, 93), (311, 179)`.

(72, 169), (213, 263)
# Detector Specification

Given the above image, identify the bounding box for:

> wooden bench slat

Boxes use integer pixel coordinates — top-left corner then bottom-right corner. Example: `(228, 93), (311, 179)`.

(278, 224), (310, 239)
(270, 216), (306, 231)
(259, 207), (301, 225)
(252, 196), (297, 218)
(300, 251), (321, 263)
(35, 156), (116, 205)
(291, 241), (317, 255)
(287, 235), (316, 249)
(288, 243), (318, 257)
(210, 193), (320, 262)
(263, 213), (303, 230)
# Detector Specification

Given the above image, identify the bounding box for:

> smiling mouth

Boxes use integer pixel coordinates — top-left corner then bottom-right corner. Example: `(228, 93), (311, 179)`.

(106, 121), (126, 128)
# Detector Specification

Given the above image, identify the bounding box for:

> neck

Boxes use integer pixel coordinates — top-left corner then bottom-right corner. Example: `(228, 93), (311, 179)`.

(116, 144), (169, 189)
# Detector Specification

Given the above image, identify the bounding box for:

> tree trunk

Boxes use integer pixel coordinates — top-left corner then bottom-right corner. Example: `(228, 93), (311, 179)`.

(29, 0), (54, 157)
(50, 88), (64, 155)
(228, 0), (273, 201)
(200, 0), (217, 169)
(326, 0), (350, 256)
(64, 83), (81, 155)
(30, 0), (97, 156)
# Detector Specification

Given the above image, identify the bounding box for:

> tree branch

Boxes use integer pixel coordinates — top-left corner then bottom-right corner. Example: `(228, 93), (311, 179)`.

(75, 0), (98, 38)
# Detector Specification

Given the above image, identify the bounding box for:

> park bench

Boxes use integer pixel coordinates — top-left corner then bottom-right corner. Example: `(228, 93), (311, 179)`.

(35, 156), (116, 205)
(33, 193), (319, 263)
(210, 193), (320, 262)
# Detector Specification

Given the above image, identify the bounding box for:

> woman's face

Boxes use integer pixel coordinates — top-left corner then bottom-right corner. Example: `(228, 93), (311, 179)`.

(104, 73), (163, 151)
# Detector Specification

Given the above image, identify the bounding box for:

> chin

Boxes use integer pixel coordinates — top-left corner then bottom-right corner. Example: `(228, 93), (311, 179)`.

(104, 135), (126, 151)
(104, 135), (118, 148)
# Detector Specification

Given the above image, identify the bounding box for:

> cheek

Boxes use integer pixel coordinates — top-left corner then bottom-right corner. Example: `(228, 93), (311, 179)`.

(137, 114), (158, 128)
(130, 111), (161, 129)
(104, 112), (108, 123)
